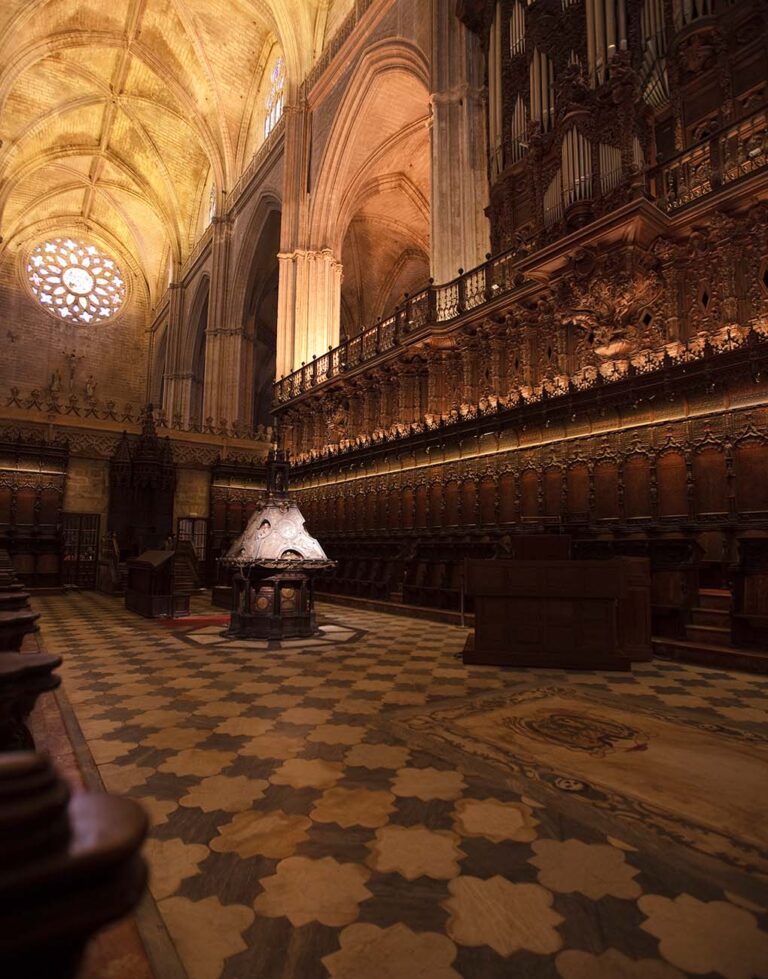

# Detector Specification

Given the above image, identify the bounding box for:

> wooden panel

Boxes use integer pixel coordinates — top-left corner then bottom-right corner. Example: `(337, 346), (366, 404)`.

(12, 552), (35, 576)
(566, 463), (589, 519)
(37, 552), (60, 576)
(14, 488), (36, 527)
(401, 487), (415, 529)
(461, 481), (477, 525)
(0, 487), (11, 526)
(657, 451), (688, 517)
(387, 489), (401, 529)
(479, 478), (497, 524)
(39, 487), (60, 527)
(444, 481), (460, 526)
(415, 484), (428, 529)
(735, 443), (768, 514)
(211, 499), (227, 533)
(623, 455), (652, 519)
(354, 494), (366, 532)
(520, 470), (539, 518)
(365, 492), (377, 530)
(499, 473), (516, 523)
(376, 492), (388, 530)
(693, 447), (727, 515)
(594, 461), (620, 519)
(429, 483), (443, 528)
(543, 468), (562, 518)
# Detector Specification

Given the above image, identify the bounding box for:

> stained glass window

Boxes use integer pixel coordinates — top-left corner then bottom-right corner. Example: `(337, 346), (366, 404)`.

(26, 237), (126, 324)
(264, 56), (285, 140)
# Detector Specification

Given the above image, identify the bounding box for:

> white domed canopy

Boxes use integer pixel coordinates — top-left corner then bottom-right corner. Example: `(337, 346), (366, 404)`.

(224, 499), (332, 569)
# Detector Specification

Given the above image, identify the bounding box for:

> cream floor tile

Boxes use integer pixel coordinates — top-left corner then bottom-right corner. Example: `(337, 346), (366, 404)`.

(368, 825), (465, 880)
(159, 896), (254, 979)
(311, 787), (395, 829)
(180, 774), (269, 812)
(323, 923), (461, 979)
(211, 810), (311, 859)
(270, 757), (345, 789)
(159, 749), (237, 778)
(391, 767), (466, 801)
(444, 877), (563, 956)
(145, 837), (210, 900)
(253, 856), (371, 927)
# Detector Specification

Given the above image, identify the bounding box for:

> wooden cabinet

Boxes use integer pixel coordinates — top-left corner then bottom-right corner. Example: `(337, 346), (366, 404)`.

(464, 557), (651, 670)
(125, 550), (190, 619)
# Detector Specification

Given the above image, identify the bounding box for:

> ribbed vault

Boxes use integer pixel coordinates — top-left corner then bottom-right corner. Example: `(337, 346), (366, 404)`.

(0, 0), (348, 303)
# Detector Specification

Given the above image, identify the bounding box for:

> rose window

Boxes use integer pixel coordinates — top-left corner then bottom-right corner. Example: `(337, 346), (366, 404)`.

(25, 237), (126, 324)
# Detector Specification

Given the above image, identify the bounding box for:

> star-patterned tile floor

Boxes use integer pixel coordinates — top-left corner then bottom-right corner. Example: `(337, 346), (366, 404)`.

(33, 591), (768, 979)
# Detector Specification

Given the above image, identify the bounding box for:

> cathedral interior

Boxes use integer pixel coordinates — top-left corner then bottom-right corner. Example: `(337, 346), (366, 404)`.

(1, 0), (767, 976)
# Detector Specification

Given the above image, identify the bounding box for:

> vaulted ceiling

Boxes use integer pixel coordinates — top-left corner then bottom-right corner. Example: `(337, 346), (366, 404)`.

(0, 0), (349, 303)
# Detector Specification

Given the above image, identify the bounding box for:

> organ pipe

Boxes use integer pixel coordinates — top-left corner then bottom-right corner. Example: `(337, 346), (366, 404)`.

(599, 141), (623, 195)
(563, 129), (593, 206)
(640, 0), (669, 106)
(489, 2), (504, 177)
(510, 2), (525, 56)
(511, 96), (528, 163)
(544, 169), (563, 226)
(586, 0), (628, 85)
(529, 48), (554, 133)
(675, 0), (712, 28)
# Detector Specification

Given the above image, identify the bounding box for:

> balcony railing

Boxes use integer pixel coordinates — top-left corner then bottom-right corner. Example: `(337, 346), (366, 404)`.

(650, 105), (767, 211)
(273, 251), (530, 405)
(274, 105), (768, 408)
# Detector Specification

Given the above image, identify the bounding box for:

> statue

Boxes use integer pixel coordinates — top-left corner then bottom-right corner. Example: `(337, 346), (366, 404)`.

(85, 375), (96, 399)
(49, 370), (62, 394)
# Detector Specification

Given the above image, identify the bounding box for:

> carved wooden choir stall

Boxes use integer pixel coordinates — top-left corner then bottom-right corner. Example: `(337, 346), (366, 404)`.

(0, 560), (147, 977)
(271, 0), (768, 672)
(0, 436), (67, 590)
(0, 753), (147, 979)
(107, 405), (175, 560)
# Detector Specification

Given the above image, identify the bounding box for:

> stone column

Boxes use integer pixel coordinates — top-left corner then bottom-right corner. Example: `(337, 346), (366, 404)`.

(202, 216), (243, 425)
(278, 249), (343, 376)
(275, 97), (344, 378)
(430, 1), (491, 283)
(161, 283), (187, 422)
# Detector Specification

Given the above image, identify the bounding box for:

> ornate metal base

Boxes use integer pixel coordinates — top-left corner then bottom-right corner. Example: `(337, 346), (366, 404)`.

(224, 569), (319, 641)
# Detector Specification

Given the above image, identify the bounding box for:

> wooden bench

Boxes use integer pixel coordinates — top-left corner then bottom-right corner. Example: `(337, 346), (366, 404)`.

(0, 610), (41, 651)
(0, 590), (32, 612)
(0, 652), (62, 750)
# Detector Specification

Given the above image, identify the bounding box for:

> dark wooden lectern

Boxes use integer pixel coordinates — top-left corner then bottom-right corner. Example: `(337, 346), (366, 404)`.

(464, 557), (651, 670)
(125, 550), (190, 619)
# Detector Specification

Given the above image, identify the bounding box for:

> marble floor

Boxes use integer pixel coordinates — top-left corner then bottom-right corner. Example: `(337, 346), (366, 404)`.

(34, 591), (768, 979)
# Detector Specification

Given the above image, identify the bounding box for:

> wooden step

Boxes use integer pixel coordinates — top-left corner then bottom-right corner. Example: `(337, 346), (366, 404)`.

(685, 623), (731, 645)
(698, 588), (731, 611)
(690, 607), (729, 627)
(653, 637), (768, 674)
